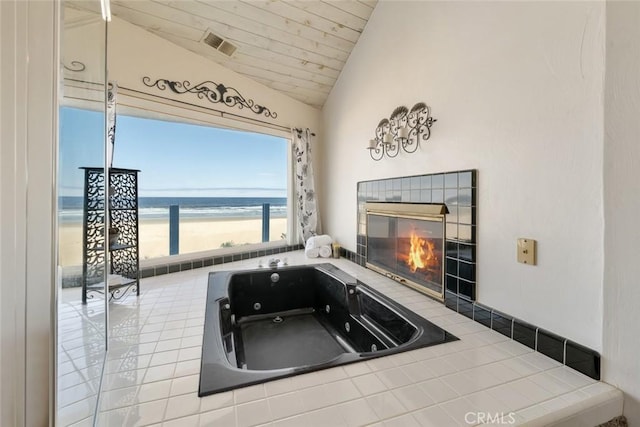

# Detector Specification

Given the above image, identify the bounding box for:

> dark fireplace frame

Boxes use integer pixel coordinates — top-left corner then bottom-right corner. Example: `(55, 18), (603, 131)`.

(356, 170), (477, 302)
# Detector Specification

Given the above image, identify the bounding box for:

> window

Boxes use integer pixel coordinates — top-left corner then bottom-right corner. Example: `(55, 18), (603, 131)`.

(59, 107), (291, 266)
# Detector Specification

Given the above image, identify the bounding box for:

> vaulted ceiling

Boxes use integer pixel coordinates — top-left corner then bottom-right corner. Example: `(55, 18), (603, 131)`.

(68, 0), (377, 109)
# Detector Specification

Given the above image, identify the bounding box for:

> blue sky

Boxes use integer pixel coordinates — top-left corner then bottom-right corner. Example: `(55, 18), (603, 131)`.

(59, 107), (288, 197)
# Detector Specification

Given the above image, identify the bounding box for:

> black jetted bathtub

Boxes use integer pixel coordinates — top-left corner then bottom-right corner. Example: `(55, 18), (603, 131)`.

(199, 263), (457, 396)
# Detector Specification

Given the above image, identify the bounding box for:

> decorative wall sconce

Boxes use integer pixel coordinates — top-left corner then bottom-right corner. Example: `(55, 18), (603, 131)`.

(367, 102), (436, 161)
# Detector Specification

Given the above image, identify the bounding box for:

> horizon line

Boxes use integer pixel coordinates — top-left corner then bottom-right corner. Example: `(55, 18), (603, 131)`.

(59, 186), (286, 192)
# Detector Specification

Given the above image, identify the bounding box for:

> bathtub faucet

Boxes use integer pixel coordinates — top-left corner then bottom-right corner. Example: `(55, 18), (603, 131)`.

(268, 258), (280, 268)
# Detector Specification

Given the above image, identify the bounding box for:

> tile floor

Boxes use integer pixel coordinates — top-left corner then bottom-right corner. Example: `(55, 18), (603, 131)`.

(57, 251), (622, 426)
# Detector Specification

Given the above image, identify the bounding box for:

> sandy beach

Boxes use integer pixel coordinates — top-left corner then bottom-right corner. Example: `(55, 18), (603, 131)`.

(59, 217), (288, 266)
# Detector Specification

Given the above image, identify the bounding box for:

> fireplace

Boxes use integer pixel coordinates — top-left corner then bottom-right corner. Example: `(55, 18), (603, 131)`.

(365, 202), (447, 300)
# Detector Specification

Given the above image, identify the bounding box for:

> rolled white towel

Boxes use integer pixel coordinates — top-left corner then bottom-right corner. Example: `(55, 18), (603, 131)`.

(305, 247), (320, 258)
(306, 234), (333, 249)
(319, 245), (332, 258)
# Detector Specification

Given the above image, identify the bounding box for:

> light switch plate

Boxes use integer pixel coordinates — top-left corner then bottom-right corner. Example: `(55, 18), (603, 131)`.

(517, 238), (536, 265)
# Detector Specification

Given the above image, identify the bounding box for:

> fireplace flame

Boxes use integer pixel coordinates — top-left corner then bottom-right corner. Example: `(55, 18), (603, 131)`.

(406, 231), (437, 273)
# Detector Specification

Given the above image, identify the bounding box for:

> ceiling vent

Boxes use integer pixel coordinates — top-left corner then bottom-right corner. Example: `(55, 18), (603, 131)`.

(203, 31), (237, 57)
(217, 40), (237, 57)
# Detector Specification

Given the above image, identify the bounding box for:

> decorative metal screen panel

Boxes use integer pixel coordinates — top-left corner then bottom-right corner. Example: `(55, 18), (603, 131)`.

(82, 167), (140, 302)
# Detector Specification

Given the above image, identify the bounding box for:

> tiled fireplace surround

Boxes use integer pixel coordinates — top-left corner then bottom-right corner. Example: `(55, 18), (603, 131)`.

(349, 170), (601, 382)
(139, 169), (600, 382)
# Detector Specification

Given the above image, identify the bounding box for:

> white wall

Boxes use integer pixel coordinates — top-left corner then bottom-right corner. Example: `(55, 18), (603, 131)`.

(321, 1), (605, 351)
(603, 1), (640, 424)
(0, 4), (25, 424)
(0, 1), (57, 425)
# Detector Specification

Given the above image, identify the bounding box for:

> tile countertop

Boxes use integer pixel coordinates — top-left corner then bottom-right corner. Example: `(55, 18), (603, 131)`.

(87, 251), (622, 427)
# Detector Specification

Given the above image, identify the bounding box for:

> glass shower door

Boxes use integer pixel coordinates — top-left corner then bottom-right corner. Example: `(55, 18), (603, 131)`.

(56, 3), (108, 425)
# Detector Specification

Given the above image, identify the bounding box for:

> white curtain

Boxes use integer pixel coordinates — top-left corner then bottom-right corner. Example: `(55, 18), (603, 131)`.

(292, 128), (320, 243)
(107, 82), (117, 167)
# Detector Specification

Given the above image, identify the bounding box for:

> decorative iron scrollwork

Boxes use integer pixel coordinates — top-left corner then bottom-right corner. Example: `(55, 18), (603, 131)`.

(63, 61), (86, 72)
(142, 76), (278, 119)
(368, 102), (437, 161)
(86, 282), (138, 302)
(108, 283), (138, 302)
(82, 167), (140, 304)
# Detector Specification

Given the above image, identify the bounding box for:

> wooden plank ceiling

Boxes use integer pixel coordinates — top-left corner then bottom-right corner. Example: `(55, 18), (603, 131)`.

(69, 0), (377, 109)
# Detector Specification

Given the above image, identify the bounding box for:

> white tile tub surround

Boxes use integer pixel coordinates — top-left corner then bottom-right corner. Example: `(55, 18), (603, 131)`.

(58, 251), (621, 426)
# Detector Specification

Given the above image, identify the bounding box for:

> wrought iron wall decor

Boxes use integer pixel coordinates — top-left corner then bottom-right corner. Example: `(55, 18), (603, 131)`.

(63, 60), (86, 72)
(142, 76), (277, 119)
(367, 102), (436, 161)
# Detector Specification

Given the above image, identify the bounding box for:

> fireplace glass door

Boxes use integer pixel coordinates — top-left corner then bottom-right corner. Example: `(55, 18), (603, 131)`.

(367, 214), (444, 297)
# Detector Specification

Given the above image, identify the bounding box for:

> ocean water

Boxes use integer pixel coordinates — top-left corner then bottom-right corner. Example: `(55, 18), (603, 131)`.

(59, 196), (287, 223)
